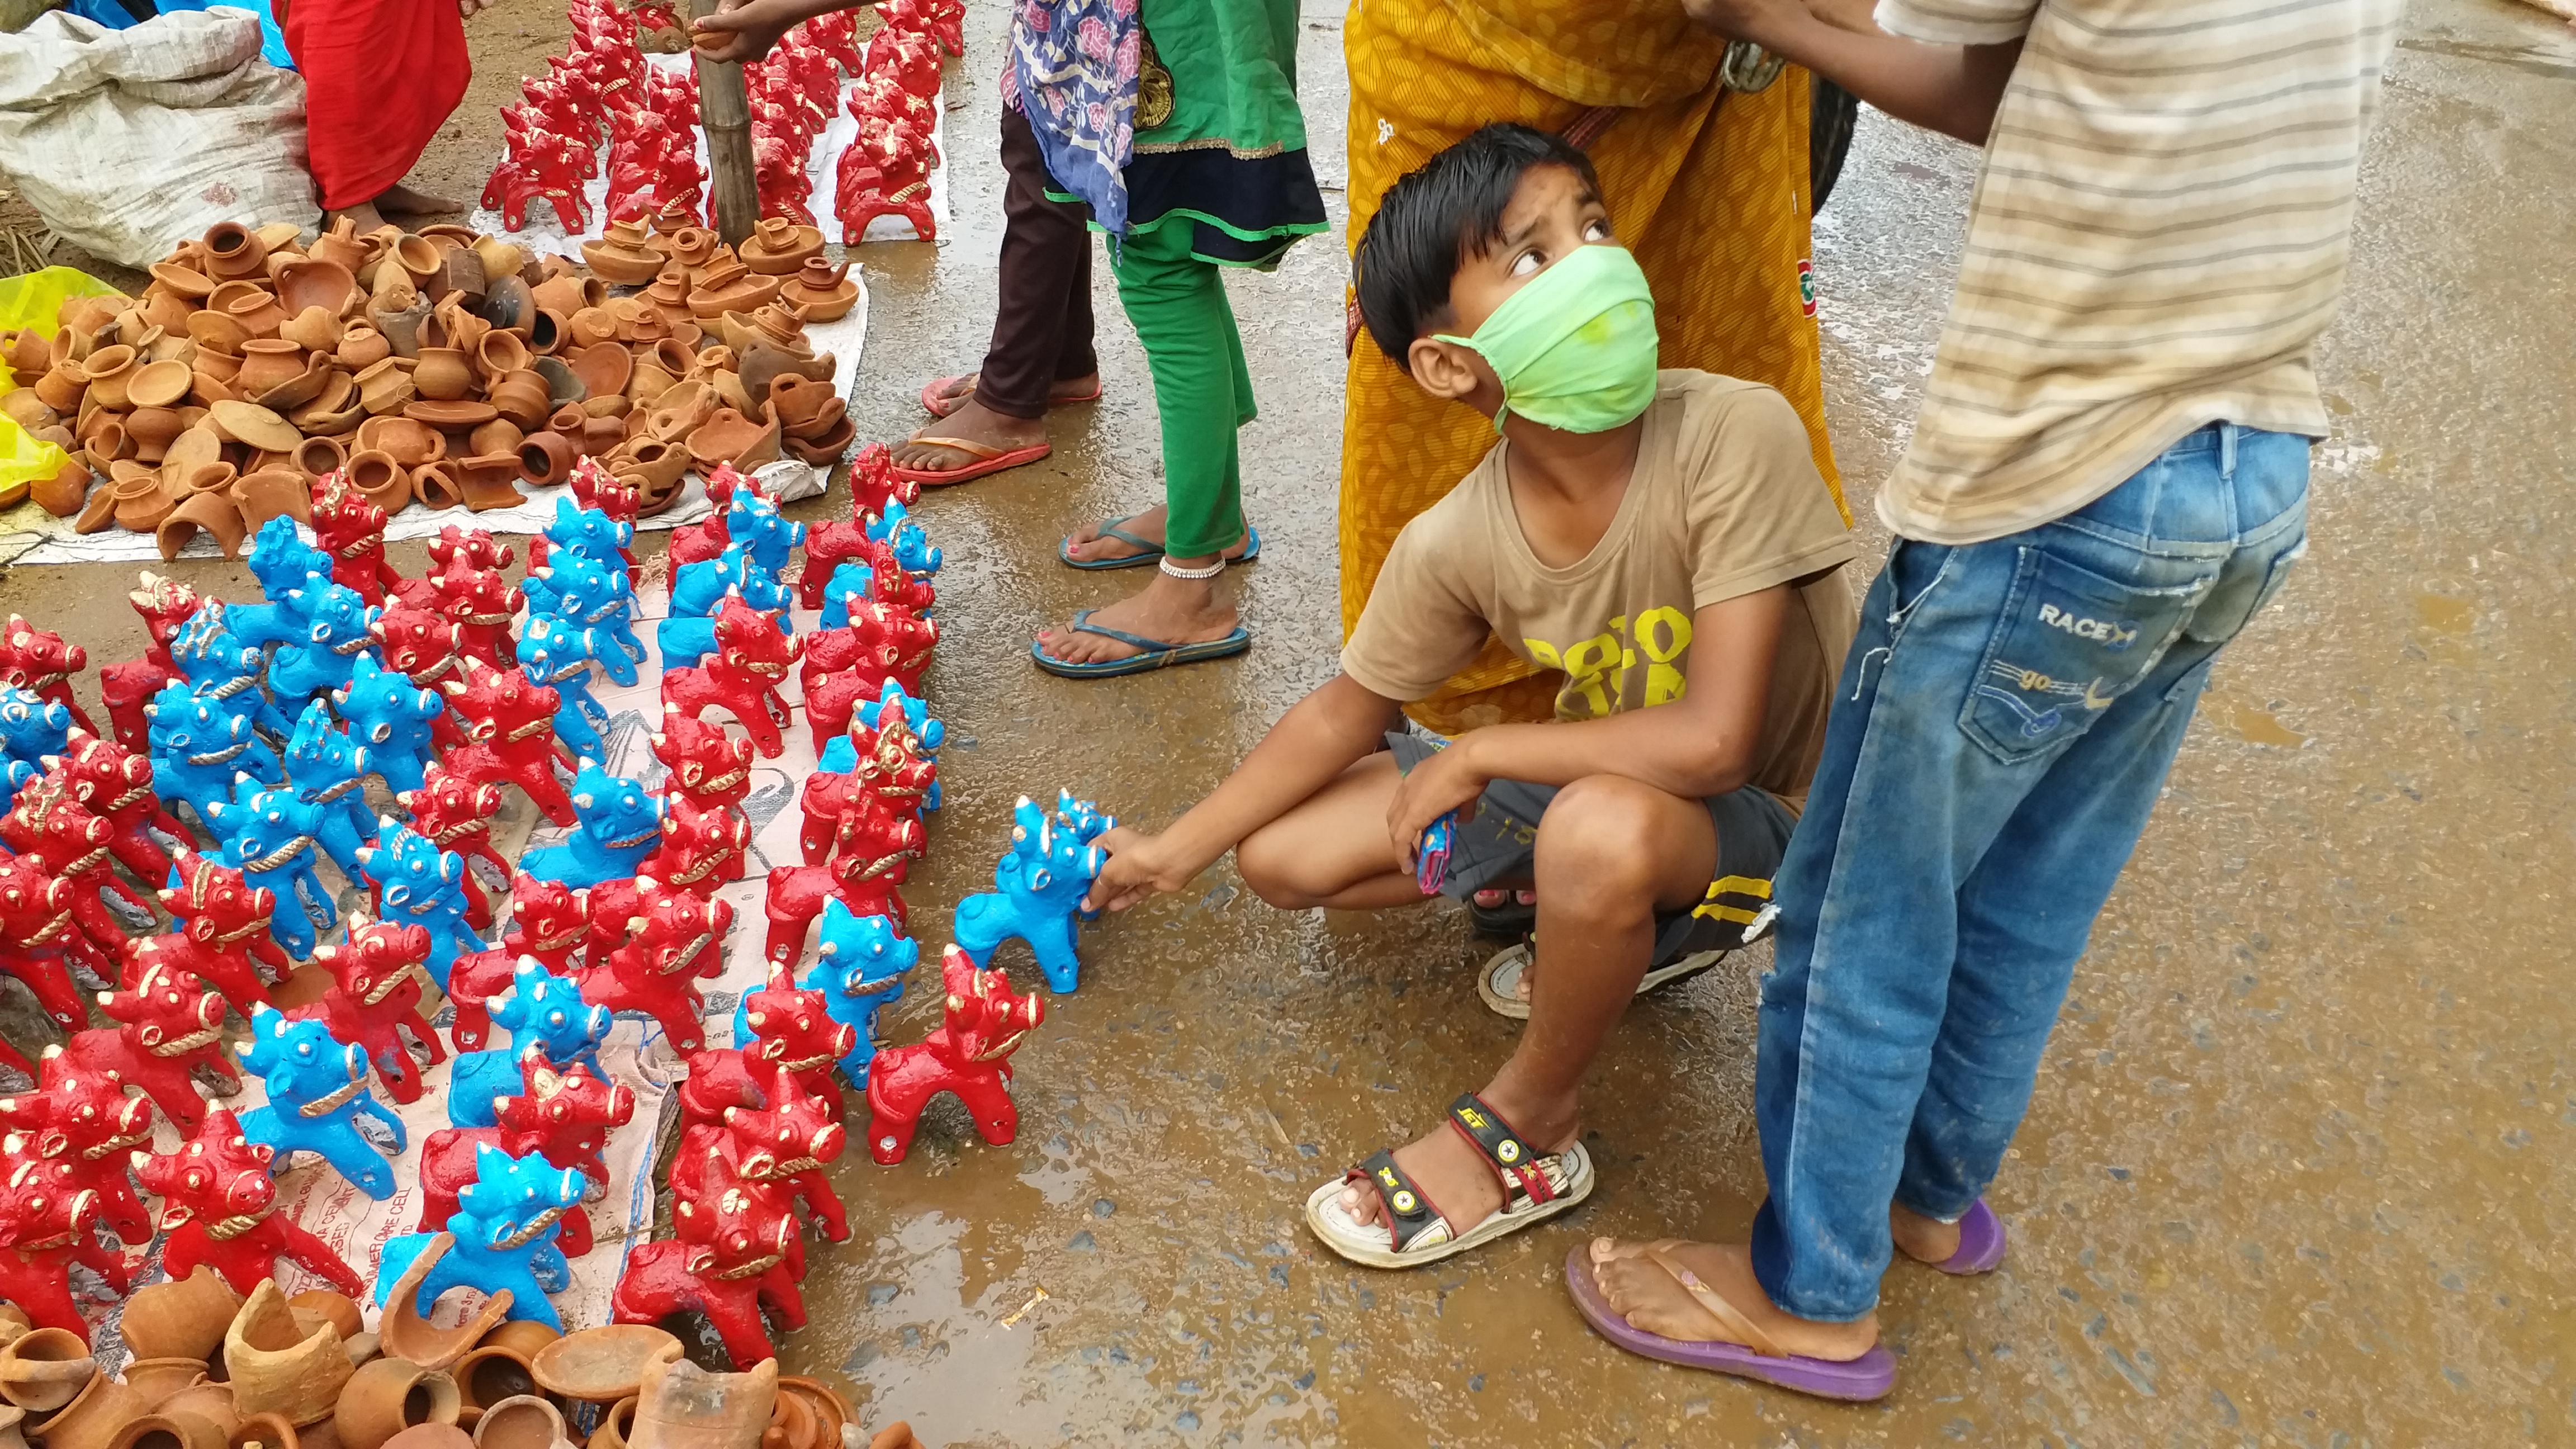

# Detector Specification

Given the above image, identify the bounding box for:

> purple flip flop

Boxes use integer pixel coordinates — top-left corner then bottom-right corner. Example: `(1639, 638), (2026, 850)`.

(1564, 1246), (1898, 1402)
(1933, 1199), (2008, 1275)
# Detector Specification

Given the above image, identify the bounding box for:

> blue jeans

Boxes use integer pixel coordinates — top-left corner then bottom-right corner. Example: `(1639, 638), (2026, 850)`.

(1751, 424), (2311, 1320)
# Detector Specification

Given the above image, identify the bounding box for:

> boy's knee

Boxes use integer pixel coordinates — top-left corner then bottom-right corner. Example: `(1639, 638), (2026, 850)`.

(1533, 776), (1666, 905)
(1235, 827), (1318, 910)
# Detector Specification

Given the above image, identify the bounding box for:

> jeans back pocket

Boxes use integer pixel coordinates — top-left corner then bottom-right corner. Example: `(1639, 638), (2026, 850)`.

(1960, 546), (2219, 765)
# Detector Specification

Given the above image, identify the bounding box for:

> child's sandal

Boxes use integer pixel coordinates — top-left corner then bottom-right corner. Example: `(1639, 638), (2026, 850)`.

(1303, 1092), (1595, 1268)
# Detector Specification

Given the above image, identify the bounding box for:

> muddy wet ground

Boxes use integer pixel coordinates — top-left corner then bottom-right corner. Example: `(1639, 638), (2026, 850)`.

(7, 0), (2574, 1442)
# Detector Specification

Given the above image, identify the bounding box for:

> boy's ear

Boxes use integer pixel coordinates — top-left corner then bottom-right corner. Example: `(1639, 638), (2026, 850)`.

(1406, 336), (1486, 404)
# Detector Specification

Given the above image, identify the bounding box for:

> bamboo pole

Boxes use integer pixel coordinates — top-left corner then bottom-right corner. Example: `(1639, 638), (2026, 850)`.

(688, 0), (761, 246)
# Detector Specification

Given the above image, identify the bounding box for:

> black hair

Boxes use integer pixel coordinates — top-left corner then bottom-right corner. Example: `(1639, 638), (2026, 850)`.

(1352, 122), (1601, 363)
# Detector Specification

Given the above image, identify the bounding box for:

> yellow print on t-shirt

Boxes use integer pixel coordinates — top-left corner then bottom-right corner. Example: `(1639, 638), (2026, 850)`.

(1523, 606), (1694, 717)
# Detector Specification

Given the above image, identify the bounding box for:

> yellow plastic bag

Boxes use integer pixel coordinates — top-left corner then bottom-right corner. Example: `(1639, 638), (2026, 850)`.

(0, 415), (68, 508)
(0, 266), (124, 506)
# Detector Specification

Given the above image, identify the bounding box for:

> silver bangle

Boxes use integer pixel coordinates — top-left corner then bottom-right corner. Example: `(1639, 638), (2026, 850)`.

(1159, 555), (1225, 580)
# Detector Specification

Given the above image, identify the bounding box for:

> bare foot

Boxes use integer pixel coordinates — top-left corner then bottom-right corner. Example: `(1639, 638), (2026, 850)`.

(927, 371), (1099, 413)
(1059, 504), (1254, 567)
(1034, 570), (1238, 667)
(1329, 1082), (1578, 1240)
(1890, 1202), (1962, 1264)
(1586, 1238), (1882, 1361)
(892, 396), (1048, 476)
(377, 184), (465, 217)
(329, 202), (388, 234)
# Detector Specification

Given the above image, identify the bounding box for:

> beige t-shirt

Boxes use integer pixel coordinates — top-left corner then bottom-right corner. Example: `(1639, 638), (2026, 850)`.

(1873, 0), (2403, 544)
(1342, 371), (1858, 811)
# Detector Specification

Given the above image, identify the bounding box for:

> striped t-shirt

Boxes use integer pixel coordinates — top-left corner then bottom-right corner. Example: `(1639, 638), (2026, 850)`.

(1873, 0), (2405, 544)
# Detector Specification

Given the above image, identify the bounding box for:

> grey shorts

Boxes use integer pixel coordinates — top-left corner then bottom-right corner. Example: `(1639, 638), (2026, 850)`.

(1388, 732), (1794, 964)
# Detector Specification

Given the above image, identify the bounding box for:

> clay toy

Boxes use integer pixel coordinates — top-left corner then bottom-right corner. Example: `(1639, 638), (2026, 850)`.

(0, 1131), (131, 1333)
(864, 946), (1046, 1164)
(797, 736), (903, 864)
(372, 596), (472, 727)
(0, 686), (69, 771)
(730, 959), (865, 1113)
(836, 107), (938, 244)
(144, 846), (291, 1008)
(312, 470), (404, 604)
(845, 442), (920, 520)
(826, 712), (937, 840)
(3, 771), (159, 946)
(0, 617), (94, 735)
(659, 551), (796, 671)
(100, 572), (203, 752)
(235, 1006), (407, 1199)
(527, 467), (640, 581)
(880, 0), (962, 55)
(523, 551), (645, 676)
(867, 500), (944, 575)
(669, 482), (804, 579)
(796, 519), (873, 612)
(334, 653), (447, 795)
(521, 760), (662, 889)
(146, 681), (284, 835)
(418, 1057), (633, 1258)
(954, 794), (1110, 993)
(309, 918), (448, 1104)
(376, 1144), (582, 1330)
(353, 816), (489, 988)
(135, 1106), (366, 1296)
(283, 700), (377, 880)
(542, 495), (636, 571)
(65, 960), (239, 1133)
(763, 789), (924, 964)
(169, 607), (296, 748)
(396, 763), (513, 912)
(443, 948), (519, 1056)
(855, 678), (945, 810)
(610, 1140), (803, 1367)
(670, 1050), (847, 1257)
(420, 551), (524, 672)
(53, 727), (187, 880)
(583, 793), (746, 925)
(225, 516), (338, 651)
(203, 774), (338, 958)
(651, 705), (756, 818)
(585, 875), (731, 1053)
(734, 899), (912, 1097)
(505, 872), (592, 970)
(266, 583), (384, 701)
(449, 960), (614, 1128)
(0, 854), (109, 1032)
(0, 1045), (157, 1244)
(799, 606), (937, 750)
(485, 117), (594, 234)
(662, 599), (799, 759)
(444, 661), (580, 827)
(517, 615), (615, 760)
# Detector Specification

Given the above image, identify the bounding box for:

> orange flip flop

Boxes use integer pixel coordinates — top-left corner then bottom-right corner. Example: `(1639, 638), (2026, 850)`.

(889, 435), (1053, 486)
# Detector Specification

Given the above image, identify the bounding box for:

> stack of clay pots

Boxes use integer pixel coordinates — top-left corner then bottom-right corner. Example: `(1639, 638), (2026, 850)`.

(0, 210), (858, 555)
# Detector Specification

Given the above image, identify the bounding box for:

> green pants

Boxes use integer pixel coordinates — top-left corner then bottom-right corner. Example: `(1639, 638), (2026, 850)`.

(1110, 221), (1253, 561)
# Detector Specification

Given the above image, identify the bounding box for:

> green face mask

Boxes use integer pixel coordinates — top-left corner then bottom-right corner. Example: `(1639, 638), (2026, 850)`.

(1435, 242), (1661, 434)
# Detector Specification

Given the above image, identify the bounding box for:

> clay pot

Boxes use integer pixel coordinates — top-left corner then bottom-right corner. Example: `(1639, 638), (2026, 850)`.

(34, 457), (92, 518)
(468, 237), (525, 286)
(0, 1329), (95, 1412)
(513, 432), (576, 487)
(529, 276), (600, 318)
(624, 359), (676, 410)
(108, 1408), (233, 1449)
(486, 371), (551, 430)
(440, 1349), (530, 1425)
(475, 331), (531, 381)
(311, 219), (371, 276)
(580, 1401), (636, 1449)
(36, 1374), (146, 1449)
(662, 226), (716, 270)
(155, 484), (247, 561)
(139, 293), (197, 343)
(0, 389), (53, 433)
(425, 303), (489, 360)
(257, 354), (334, 413)
(345, 452), (412, 514)
(388, 235), (441, 289)
(126, 358), (195, 411)
(526, 310), (566, 357)
(763, 375), (835, 433)
(565, 309), (617, 352)
(685, 406), (779, 472)
(113, 1360), (208, 1409)
(225, 1281), (352, 1427)
(565, 344), (631, 402)
(446, 454), (524, 513)
(404, 400), (498, 430)
(164, 462), (238, 500)
(32, 359), (87, 413)
(125, 406), (184, 462)
(79, 344), (139, 410)
(202, 223), (268, 281)
(333, 1359), (460, 1449)
(0, 326), (46, 376)
(780, 416), (854, 467)
(581, 222), (664, 286)
(237, 469), (314, 528)
(209, 284), (286, 341)
(465, 419), (523, 457)
(779, 261), (857, 323)
(335, 326), (391, 372)
(643, 382), (716, 441)
(228, 1412), (302, 1449)
(155, 1384), (239, 1443)
(478, 276), (536, 338)
(210, 400), (301, 452)
(462, 1399), (558, 1449)
(770, 1383), (842, 1449)
(186, 311), (250, 358)
(370, 295), (431, 359)
(374, 1243), (509, 1376)
(579, 415), (626, 457)
(625, 1355), (771, 1449)
(356, 358), (417, 416)
(687, 265), (778, 321)
(425, 250), (487, 311)
(524, 1330), (677, 1408)
(376, 1427), (468, 1449)
(292, 435), (349, 476)
(288, 371), (362, 433)
(413, 349), (471, 402)
(546, 403), (588, 439)
(738, 219), (823, 277)
(231, 340), (305, 399)
(276, 260), (360, 320)
(642, 269), (690, 311)
(280, 307), (345, 356)
(411, 461), (464, 510)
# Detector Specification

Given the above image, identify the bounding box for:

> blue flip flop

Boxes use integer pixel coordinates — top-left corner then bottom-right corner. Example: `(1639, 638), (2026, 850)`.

(1059, 519), (1262, 571)
(1031, 609), (1253, 678)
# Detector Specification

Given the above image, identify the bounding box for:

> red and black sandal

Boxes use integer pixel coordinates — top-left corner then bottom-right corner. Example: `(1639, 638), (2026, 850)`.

(1303, 1092), (1595, 1267)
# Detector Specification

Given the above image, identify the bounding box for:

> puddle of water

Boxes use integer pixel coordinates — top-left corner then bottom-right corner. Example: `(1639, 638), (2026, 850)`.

(2412, 593), (2475, 634)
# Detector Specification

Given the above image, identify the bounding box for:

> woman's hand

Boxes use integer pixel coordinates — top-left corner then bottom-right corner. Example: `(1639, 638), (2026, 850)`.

(1384, 742), (1489, 873)
(1678, 0), (1814, 46)
(1081, 826), (1199, 915)
(689, 0), (809, 63)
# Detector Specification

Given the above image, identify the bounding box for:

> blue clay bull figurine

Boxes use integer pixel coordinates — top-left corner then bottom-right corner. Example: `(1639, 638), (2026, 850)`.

(225, 518), (337, 651)
(517, 618), (614, 761)
(731, 898), (917, 1088)
(954, 794), (1111, 994)
(721, 486), (805, 576)
(523, 549), (644, 684)
(354, 817), (487, 989)
(0, 686), (69, 770)
(866, 501), (943, 576)
(283, 701), (376, 881)
(146, 684), (283, 840)
(449, 960), (614, 1128)
(204, 774), (338, 958)
(334, 654), (445, 797)
(268, 583), (382, 701)
(171, 607), (293, 744)
(236, 1006), (407, 1199)
(520, 760), (662, 891)
(375, 1144), (582, 1329)
(543, 495), (633, 567)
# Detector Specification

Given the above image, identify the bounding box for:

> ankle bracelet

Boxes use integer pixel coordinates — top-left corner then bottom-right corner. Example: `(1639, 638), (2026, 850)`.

(1159, 555), (1225, 580)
